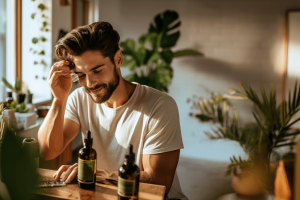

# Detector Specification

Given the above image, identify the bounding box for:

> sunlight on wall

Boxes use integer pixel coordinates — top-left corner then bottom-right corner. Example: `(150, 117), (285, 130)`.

(286, 12), (300, 83)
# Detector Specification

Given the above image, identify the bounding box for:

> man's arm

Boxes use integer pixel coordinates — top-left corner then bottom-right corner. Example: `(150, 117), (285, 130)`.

(140, 150), (180, 194)
(54, 149), (180, 196)
(38, 60), (80, 160)
(38, 99), (80, 160)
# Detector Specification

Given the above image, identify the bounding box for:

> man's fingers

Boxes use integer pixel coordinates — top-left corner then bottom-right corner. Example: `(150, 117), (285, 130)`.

(54, 165), (70, 181)
(62, 163), (78, 182)
(49, 60), (72, 78)
(65, 166), (78, 184)
(48, 71), (72, 85)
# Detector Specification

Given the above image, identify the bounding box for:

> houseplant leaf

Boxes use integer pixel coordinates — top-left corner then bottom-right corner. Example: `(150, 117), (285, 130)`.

(15, 77), (21, 93)
(160, 49), (173, 64)
(1, 77), (16, 93)
(161, 31), (180, 48)
(120, 39), (141, 66)
(173, 49), (204, 57)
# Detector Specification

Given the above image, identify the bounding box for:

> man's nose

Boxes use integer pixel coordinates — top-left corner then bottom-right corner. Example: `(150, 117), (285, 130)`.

(86, 75), (96, 88)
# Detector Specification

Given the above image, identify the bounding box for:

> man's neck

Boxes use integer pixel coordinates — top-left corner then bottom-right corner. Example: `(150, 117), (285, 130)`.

(104, 78), (136, 109)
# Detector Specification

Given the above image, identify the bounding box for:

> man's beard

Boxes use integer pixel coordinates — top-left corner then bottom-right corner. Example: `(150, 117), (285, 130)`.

(85, 66), (120, 104)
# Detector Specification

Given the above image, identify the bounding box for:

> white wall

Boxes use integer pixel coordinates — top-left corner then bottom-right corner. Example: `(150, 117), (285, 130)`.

(97, 0), (300, 160)
(52, 0), (72, 62)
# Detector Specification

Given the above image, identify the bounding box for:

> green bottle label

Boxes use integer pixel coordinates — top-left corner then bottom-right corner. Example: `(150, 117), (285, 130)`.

(78, 158), (96, 183)
(117, 177), (136, 198)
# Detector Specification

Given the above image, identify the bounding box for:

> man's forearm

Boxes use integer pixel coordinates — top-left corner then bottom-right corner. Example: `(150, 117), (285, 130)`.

(38, 98), (67, 160)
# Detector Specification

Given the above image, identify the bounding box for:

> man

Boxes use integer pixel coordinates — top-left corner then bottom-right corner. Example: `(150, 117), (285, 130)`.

(38, 22), (187, 200)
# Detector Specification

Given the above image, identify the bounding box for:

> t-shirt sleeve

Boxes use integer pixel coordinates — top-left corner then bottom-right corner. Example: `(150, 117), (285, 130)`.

(64, 90), (80, 125)
(143, 95), (184, 154)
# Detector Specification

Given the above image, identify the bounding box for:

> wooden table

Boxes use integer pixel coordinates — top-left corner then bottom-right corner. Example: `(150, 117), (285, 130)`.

(34, 169), (166, 200)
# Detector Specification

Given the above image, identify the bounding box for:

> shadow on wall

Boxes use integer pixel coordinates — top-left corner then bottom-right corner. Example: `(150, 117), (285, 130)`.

(182, 57), (281, 85)
(177, 156), (234, 200)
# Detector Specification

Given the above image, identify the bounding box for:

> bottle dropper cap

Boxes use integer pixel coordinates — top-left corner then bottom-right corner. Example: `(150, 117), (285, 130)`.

(125, 144), (135, 163)
(84, 130), (93, 147)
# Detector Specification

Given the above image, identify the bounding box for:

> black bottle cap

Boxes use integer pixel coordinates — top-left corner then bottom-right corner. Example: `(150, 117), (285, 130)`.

(125, 144), (135, 163)
(84, 130), (93, 147)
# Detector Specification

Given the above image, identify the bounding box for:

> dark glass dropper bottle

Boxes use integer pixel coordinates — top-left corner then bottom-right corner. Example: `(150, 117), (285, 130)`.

(118, 145), (140, 200)
(78, 130), (97, 189)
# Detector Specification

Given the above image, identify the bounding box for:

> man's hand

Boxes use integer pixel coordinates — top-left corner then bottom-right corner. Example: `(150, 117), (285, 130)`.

(53, 163), (78, 184)
(48, 60), (74, 102)
(53, 164), (118, 184)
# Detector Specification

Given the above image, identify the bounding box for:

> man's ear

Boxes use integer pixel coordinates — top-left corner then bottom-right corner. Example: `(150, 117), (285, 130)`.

(114, 49), (123, 69)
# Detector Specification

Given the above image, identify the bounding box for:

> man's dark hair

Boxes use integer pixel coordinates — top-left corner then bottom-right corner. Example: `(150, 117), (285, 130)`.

(55, 21), (120, 64)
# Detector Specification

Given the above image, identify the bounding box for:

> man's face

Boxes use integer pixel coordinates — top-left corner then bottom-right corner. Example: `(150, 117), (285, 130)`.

(73, 50), (120, 104)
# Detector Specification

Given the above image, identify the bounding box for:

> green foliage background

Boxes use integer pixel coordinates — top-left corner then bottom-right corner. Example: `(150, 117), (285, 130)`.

(121, 10), (203, 92)
(191, 82), (300, 192)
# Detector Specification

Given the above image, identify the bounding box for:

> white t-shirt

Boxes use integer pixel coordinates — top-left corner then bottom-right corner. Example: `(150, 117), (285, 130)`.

(65, 83), (187, 200)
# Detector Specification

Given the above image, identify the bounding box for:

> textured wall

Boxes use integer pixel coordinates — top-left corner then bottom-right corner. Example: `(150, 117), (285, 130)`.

(97, 0), (300, 161)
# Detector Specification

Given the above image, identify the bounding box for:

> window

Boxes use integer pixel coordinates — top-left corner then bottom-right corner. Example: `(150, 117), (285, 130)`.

(0, 0), (15, 103)
(0, 0), (6, 102)
(22, 0), (52, 103)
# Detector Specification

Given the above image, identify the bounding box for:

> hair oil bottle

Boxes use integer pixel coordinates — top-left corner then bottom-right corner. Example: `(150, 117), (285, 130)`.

(78, 130), (97, 189)
(118, 145), (140, 200)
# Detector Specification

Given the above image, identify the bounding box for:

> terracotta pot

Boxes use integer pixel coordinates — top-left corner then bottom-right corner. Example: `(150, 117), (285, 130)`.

(231, 168), (265, 198)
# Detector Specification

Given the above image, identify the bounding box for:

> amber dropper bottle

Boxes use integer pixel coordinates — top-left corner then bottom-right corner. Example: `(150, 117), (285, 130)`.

(78, 130), (97, 189)
(118, 145), (140, 200)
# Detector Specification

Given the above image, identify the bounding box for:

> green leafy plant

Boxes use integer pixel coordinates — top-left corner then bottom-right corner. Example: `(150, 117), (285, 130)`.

(6, 101), (29, 113)
(121, 10), (203, 92)
(0, 125), (38, 200)
(2, 77), (22, 93)
(6, 100), (18, 110)
(30, 2), (49, 80)
(191, 81), (300, 192)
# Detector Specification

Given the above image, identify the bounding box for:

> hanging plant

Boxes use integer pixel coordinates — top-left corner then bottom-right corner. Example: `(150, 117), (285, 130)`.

(30, 2), (50, 80)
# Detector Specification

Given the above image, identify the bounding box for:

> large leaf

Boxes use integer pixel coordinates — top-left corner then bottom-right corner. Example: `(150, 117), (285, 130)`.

(161, 31), (180, 48)
(150, 63), (173, 92)
(121, 39), (136, 55)
(149, 10), (181, 49)
(121, 39), (142, 67)
(195, 114), (214, 122)
(122, 57), (138, 71)
(2, 77), (16, 93)
(15, 77), (21, 93)
(151, 10), (179, 33)
(146, 52), (160, 66)
(160, 49), (173, 64)
(173, 49), (203, 57)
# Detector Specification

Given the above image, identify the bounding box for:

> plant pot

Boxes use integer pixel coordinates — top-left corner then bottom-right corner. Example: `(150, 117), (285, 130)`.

(3, 109), (17, 128)
(231, 168), (265, 199)
(25, 93), (33, 104)
(15, 93), (26, 104)
(37, 106), (50, 117)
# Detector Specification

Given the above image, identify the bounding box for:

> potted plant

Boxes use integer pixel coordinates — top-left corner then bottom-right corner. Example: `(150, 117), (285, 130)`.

(25, 89), (33, 104)
(190, 81), (300, 196)
(121, 10), (203, 92)
(0, 120), (37, 199)
(6, 101), (36, 130)
(2, 77), (26, 104)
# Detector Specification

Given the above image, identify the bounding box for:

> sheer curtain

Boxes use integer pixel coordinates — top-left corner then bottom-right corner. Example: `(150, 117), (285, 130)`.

(0, 0), (6, 102)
